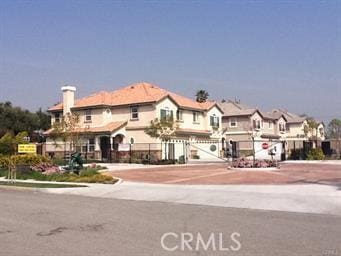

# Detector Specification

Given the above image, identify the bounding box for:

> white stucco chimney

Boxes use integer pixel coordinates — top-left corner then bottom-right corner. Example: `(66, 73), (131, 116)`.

(61, 85), (76, 115)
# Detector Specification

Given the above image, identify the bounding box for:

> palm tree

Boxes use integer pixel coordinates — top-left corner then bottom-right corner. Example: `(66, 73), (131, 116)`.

(195, 90), (209, 103)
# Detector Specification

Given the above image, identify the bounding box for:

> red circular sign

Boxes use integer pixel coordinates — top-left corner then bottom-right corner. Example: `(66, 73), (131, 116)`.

(262, 143), (269, 149)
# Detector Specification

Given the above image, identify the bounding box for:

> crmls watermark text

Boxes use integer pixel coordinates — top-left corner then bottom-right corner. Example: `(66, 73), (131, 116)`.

(160, 232), (241, 252)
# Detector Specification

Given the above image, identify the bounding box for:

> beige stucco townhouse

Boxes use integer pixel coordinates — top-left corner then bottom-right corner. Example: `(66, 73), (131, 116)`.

(218, 100), (287, 160)
(271, 109), (325, 152)
(45, 82), (224, 162)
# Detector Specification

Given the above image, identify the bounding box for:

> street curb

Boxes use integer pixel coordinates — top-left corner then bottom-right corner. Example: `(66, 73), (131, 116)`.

(0, 176), (123, 188)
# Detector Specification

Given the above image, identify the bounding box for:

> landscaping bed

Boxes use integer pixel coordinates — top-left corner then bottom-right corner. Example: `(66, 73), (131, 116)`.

(0, 155), (118, 184)
(0, 167), (117, 184)
(231, 158), (279, 168)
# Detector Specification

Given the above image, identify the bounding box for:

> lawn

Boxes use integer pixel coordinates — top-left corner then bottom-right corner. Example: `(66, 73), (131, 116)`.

(0, 181), (87, 188)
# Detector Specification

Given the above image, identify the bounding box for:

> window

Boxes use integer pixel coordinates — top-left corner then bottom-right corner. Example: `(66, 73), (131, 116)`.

(193, 111), (199, 123)
(279, 123), (286, 132)
(160, 107), (173, 121)
(230, 118), (237, 127)
(85, 110), (92, 122)
(131, 106), (139, 120)
(89, 138), (95, 152)
(268, 121), (273, 129)
(253, 119), (261, 130)
(130, 137), (135, 144)
(210, 114), (219, 127)
(55, 113), (60, 123)
(176, 110), (183, 121)
(82, 138), (95, 153)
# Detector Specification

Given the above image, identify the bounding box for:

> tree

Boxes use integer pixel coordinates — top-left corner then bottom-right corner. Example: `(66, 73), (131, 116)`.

(0, 131), (29, 155)
(144, 118), (178, 141)
(49, 113), (82, 155)
(328, 119), (341, 139)
(195, 90), (209, 103)
(0, 133), (14, 155)
(145, 118), (178, 160)
(304, 117), (318, 137)
(0, 102), (51, 137)
(36, 108), (51, 131)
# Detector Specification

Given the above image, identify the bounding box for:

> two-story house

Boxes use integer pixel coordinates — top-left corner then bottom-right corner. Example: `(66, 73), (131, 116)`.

(271, 109), (325, 151)
(218, 100), (287, 160)
(45, 82), (223, 161)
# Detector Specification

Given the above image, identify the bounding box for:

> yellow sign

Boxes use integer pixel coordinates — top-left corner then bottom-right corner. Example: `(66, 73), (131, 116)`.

(18, 144), (37, 154)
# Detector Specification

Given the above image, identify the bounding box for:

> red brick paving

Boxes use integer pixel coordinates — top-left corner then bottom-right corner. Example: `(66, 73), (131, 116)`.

(107, 162), (341, 185)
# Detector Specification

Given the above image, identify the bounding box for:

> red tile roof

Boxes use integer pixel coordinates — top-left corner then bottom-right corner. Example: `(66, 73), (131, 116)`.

(176, 128), (212, 135)
(44, 121), (127, 135)
(49, 82), (219, 112)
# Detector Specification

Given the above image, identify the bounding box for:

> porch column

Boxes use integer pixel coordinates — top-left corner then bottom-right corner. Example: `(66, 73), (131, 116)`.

(95, 136), (101, 151)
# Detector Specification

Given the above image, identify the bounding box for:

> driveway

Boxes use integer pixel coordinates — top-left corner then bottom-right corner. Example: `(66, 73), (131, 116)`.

(105, 162), (341, 185)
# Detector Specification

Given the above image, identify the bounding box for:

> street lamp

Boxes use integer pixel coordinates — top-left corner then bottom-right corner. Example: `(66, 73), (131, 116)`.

(251, 130), (260, 166)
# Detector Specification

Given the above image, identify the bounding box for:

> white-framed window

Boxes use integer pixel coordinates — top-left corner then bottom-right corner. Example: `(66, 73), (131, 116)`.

(268, 121), (273, 129)
(193, 111), (199, 123)
(210, 114), (219, 127)
(230, 118), (237, 127)
(55, 113), (61, 123)
(82, 138), (95, 153)
(253, 119), (261, 130)
(176, 109), (183, 121)
(279, 123), (286, 132)
(89, 138), (95, 152)
(85, 110), (92, 122)
(160, 107), (173, 121)
(130, 106), (139, 120)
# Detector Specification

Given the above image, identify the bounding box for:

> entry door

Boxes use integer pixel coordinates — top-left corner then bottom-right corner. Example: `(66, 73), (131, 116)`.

(100, 137), (111, 161)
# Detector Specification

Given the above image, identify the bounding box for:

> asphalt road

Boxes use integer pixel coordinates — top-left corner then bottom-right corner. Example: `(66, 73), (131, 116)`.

(0, 189), (340, 256)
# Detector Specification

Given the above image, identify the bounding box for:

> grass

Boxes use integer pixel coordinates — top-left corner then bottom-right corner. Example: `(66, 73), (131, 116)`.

(0, 181), (87, 188)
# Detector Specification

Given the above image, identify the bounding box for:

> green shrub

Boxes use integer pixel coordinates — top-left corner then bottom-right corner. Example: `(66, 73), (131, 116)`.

(306, 148), (325, 160)
(0, 154), (51, 167)
(178, 155), (186, 164)
(289, 149), (303, 160)
(72, 174), (114, 183)
(79, 168), (99, 177)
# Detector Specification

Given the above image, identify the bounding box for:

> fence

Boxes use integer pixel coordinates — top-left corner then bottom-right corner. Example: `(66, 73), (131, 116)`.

(44, 139), (339, 163)
(44, 140), (227, 163)
(223, 140), (284, 161)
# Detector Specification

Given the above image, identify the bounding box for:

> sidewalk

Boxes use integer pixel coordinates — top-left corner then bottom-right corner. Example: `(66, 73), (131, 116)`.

(44, 181), (341, 216)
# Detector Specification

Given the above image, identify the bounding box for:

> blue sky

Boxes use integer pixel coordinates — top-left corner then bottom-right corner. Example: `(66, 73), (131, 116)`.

(0, 0), (340, 122)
